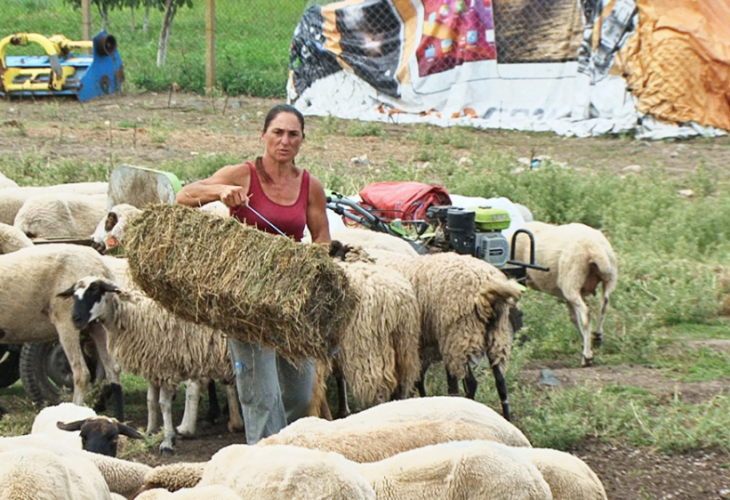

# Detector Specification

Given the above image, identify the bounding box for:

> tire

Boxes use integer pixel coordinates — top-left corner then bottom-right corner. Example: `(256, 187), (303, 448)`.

(0, 345), (21, 388)
(19, 342), (71, 405)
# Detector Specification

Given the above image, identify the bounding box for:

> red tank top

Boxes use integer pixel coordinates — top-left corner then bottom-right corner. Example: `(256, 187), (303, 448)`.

(229, 161), (310, 242)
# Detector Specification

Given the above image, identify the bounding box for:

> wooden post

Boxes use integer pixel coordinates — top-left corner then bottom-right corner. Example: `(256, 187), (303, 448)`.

(81, 0), (92, 40)
(205, 0), (216, 93)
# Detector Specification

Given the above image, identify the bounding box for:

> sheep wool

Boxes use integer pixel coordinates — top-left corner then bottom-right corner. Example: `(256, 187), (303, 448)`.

(140, 462), (208, 494)
(259, 418), (516, 463)
(339, 396), (531, 447)
(0, 171), (18, 189)
(331, 228), (420, 257)
(199, 444), (376, 500)
(335, 260), (421, 405)
(358, 440), (552, 500)
(0, 221), (32, 254)
(513, 448), (608, 500)
(0, 182), (108, 225)
(136, 485), (243, 500)
(14, 192), (108, 239)
(0, 448), (112, 500)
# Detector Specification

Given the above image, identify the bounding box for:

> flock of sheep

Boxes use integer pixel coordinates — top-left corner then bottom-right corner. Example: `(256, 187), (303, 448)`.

(0, 171), (619, 500)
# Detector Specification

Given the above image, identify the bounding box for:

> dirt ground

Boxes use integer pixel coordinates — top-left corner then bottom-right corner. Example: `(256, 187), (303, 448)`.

(2, 92), (730, 500)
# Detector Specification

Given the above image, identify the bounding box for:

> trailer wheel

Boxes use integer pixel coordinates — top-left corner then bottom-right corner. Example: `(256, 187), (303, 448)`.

(0, 345), (21, 388)
(19, 342), (71, 405)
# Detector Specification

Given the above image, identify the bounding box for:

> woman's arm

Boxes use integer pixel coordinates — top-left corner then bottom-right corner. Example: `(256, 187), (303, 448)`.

(175, 164), (251, 207)
(306, 176), (331, 244)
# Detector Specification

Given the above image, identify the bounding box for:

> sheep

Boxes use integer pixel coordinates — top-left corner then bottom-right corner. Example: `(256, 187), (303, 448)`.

(323, 258), (421, 417)
(197, 444), (376, 500)
(0, 434), (153, 498)
(330, 227), (421, 256)
(62, 276), (244, 455)
(512, 447), (608, 500)
(0, 182), (108, 225)
(345, 246), (523, 421)
(0, 244), (123, 416)
(259, 418), (527, 464)
(91, 203), (142, 253)
(32, 402), (144, 457)
(0, 448), (113, 500)
(135, 485), (243, 500)
(14, 192), (109, 240)
(0, 171), (18, 189)
(137, 462), (209, 495)
(512, 221), (618, 366)
(0, 221), (33, 254)
(357, 440), (552, 500)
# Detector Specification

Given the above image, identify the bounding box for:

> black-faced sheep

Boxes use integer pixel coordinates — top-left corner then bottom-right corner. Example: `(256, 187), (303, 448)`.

(61, 276), (244, 455)
(0, 244), (123, 417)
(513, 221), (618, 366)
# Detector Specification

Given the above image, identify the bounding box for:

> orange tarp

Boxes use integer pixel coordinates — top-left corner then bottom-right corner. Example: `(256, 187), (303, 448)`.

(617, 0), (730, 131)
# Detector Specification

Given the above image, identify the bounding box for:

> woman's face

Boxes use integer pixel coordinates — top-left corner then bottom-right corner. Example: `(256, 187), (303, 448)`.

(262, 112), (304, 164)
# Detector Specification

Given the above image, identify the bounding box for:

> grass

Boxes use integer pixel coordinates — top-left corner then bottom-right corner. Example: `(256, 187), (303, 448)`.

(3, 0), (308, 97)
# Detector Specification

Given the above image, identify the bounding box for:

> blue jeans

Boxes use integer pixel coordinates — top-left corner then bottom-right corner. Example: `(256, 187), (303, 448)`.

(228, 339), (315, 444)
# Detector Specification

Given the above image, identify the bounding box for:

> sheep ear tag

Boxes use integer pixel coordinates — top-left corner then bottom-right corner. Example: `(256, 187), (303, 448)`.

(106, 236), (119, 248)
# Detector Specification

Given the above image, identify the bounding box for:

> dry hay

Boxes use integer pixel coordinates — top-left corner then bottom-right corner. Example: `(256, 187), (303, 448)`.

(125, 204), (356, 360)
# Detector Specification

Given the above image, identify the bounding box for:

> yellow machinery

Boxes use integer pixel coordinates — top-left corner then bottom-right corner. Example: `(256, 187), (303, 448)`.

(0, 31), (123, 101)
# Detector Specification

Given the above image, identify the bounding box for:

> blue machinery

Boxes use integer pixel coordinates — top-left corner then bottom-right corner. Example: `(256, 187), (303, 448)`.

(0, 31), (123, 102)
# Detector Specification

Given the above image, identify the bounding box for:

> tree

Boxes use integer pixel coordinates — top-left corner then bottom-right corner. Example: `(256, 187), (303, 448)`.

(156, 0), (192, 67)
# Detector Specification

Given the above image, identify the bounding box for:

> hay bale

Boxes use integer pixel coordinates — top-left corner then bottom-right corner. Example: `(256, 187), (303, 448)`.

(125, 204), (356, 360)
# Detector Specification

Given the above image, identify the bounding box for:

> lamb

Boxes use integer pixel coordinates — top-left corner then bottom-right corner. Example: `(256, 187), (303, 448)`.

(197, 444), (376, 500)
(323, 258), (421, 416)
(512, 447), (608, 500)
(32, 402), (144, 457)
(513, 221), (618, 366)
(0, 222), (33, 254)
(14, 192), (109, 239)
(62, 276), (244, 455)
(0, 244), (123, 416)
(0, 434), (152, 498)
(346, 246), (523, 421)
(0, 448), (113, 500)
(0, 182), (108, 225)
(358, 440), (552, 500)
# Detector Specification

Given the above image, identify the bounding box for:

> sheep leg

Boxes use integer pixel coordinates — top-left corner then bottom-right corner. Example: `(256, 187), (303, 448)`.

(490, 361), (511, 421)
(88, 323), (123, 420)
(158, 385), (177, 455)
(566, 296), (593, 366)
(54, 324), (90, 406)
(593, 290), (610, 347)
(446, 370), (460, 396)
(223, 381), (244, 433)
(333, 364), (351, 419)
(146, 384), (161, 434)
(204, 379), (220, 425)
(415, 359), (431, 398)
(176, 379), (202, 437)
(462, 364), (478, 400)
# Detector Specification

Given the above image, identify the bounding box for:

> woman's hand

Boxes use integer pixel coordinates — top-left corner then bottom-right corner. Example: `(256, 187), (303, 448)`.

(220, 185), (249, 207)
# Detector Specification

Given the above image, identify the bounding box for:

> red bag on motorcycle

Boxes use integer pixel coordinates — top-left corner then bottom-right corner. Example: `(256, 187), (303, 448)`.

(358, 181), (451, 223)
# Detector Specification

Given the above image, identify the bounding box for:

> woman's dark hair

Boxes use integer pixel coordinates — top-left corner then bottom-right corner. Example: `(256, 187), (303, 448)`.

(263, 104), (305, 136)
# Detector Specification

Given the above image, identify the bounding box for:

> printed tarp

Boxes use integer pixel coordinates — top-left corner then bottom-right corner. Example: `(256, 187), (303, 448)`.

(288, 0), (729, 138)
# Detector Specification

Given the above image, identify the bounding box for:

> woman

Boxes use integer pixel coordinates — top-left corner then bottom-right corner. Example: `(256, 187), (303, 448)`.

(176, 104), (330, 444)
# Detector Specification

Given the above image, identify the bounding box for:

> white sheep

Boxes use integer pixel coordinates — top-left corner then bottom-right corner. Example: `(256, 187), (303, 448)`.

(0, 221), (33, 254)
(32, 402), (143, 457)
(14, 192), (108, 239)
(0, 448), (112, 500)
(0, 171), (18, 189)
(0, 434), (152, 498)
(325, 258), (421, 416)
(355, 247), (523, 421)
(135, 485), (243, 500)
(512, 447), (608, 500)
(513, 221), (618, 366)
(358, 440), (552, 500)
(62, 276), (244, 455)
(0, 182), (108, 225)
(0, 244), (123, 414)
(198, 444), (376, 500)
(330, 227), (420, 256)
